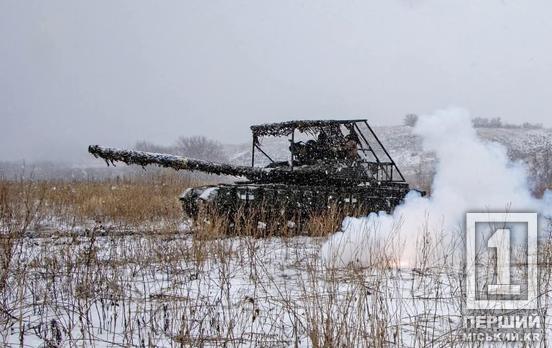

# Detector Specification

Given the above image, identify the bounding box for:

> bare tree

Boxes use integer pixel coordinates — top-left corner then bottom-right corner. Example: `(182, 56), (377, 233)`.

(403, 114), (418, 127)
(134, 137), (228, 163)
(174, 136), (228, 163)
(134, 141), (174, 154)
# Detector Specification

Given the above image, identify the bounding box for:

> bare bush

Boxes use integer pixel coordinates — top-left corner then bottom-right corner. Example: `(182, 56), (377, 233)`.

(529, 137), (552, 196)
(134, 136), (228, 163)
(174, 136), (228, 162)
(403, 114), (418, 127)
(134, 140), (175, 154)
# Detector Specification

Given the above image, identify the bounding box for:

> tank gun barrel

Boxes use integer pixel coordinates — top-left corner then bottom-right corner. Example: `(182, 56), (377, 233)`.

(88, 145), (264, 179)
(89, 145), (377, 185)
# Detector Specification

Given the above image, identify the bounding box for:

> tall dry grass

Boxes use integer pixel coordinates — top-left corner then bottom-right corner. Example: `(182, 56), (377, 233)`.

(1, 171), (203, 234)
(1, 174), (551, 347)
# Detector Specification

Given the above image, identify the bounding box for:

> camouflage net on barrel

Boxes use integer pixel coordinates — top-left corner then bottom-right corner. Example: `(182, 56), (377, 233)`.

(88, 145), (264, 179)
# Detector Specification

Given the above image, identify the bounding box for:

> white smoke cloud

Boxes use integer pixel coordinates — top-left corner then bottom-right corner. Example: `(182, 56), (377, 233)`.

(320, 108), (551, 267)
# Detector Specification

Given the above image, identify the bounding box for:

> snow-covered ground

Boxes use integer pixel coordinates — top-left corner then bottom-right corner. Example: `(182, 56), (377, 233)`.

(4, 227), (551, 347)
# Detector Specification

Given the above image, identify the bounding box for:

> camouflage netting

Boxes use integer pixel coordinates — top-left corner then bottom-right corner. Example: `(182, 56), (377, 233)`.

(250, 119), (366, 139)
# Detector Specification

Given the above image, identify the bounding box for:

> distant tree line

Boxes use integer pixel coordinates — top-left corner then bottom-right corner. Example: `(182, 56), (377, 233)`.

(471, 117), (543, 129)
(403, 114), (543, 130)
(134, 136), (228, 163)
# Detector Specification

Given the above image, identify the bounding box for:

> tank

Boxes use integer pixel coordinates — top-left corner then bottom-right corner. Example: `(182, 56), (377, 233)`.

(89, 119), (420, 225)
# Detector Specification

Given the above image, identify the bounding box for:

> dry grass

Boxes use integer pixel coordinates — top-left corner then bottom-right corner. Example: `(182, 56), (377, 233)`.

(1, 172), (202, 232)
(1, 175), (551, 347)
(191, 203), (348, 240)
(0, 173), (349, 237)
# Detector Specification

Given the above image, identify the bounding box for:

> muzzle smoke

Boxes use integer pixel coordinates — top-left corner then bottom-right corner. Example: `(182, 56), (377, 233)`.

(320, 108), (552, 267)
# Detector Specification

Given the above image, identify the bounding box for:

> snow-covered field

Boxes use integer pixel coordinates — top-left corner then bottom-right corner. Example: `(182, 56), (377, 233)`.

(3, 223), (552, 347)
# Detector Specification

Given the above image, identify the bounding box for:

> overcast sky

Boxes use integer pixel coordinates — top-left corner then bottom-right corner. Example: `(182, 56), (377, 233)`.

(1, 0), (551, 162)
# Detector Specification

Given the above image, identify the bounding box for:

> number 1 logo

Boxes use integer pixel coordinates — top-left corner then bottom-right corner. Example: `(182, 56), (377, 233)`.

(466, 213), (538, 310)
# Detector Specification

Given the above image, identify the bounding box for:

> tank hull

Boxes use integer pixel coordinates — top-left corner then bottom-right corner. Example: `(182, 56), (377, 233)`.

(180, 182), (411, 222)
